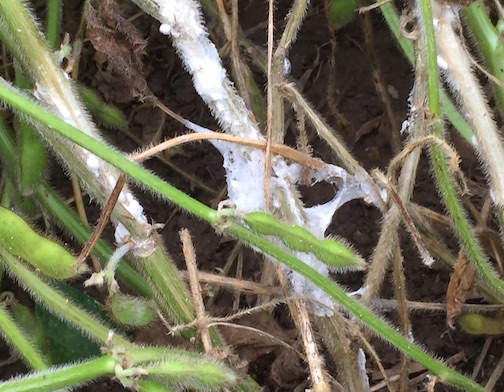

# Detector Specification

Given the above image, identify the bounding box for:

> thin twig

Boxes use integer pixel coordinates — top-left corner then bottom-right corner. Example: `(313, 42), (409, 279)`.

(178, 268), (281, 296)
(277, 262), (330, 392)
(372, 299), (504, 313)
(359, 0), (393, 13)
(264, 0), (275, 211)
(391, 236), (410, 392)
(485, 347), (504, 391)
(374, 169), (435, 267)
(472, 337), (492, 379)
(356, 327), (396, 392)
(180, 228), (212, 352)
(75, 174), (127, 269)
(131, 132), (326, 170)
(233, 250), (243, 311)
(292, 302), (330, 392)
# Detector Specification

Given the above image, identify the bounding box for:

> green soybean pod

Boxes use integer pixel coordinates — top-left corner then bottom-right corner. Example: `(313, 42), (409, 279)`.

(10, 300), (49, 355)
(315, 238), (366, 270)
(0, 206), (87, 279)
(110, 293), (155, 327)
(16, 70), (48, 197)
(243, 211), (287, 236)
(146, 358), (236, 390)
(330, 0), (358, 30)
(244, 212), (318, 252)
(280, 225), (319, 253)
(79, 86), (127, 130)
(244, 211), (366, 270)
(138, 380), (174, 392)
(458, 314), (504, 336)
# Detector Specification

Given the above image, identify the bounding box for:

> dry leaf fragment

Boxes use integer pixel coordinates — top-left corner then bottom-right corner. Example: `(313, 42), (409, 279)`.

(446, 250), (476, 329)
(85, 0), (149, 101)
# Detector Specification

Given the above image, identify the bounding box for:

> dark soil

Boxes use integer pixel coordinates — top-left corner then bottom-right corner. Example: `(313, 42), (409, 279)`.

(0, 1), (502, 391)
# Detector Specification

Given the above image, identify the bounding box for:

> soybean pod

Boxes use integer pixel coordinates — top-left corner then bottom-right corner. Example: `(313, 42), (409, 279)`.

(110, 293), (155, 327)
(9, 300), (49, 355)
(458, 314), (504, 336)
(315, 237), (365, 270)
(243, 212), (286, 236)
(243, 211), (366, 270)
(0, 206), (87, 279)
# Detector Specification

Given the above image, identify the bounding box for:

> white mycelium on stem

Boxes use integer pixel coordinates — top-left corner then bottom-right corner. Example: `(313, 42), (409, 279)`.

(0, 0), (158, 258)
(32, 80), (156, 257)
(136, 0), (379, 316)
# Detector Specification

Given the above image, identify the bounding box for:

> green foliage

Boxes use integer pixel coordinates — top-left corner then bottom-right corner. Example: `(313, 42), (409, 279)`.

(330, 0), (357, 29)
(35, 283), (104, 364)
(15, 71), (47, 198)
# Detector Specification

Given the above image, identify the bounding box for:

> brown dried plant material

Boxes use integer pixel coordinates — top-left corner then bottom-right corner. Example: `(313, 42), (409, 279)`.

(219, 312), (306, 388)
(85, 0), (149, 101)
(446, 250), (476, 329)
(477, 227), (504, 276)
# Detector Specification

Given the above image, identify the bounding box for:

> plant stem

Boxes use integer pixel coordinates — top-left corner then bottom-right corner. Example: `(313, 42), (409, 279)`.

(36, 185), (151, 297)
(0, 304), (48, 370)
(0, 246), (131, 348)
(436, 3), (504, 210)
(0, 356), (116, 392)
(45, 0), (62, 49)
(424, 1), (504, 301)
(0, 80), (218, 224)
(463, 1), (504, 112)
(419, 0), (440, 117)
(0, 114), (150, 297)
(224, 222), (485, 392)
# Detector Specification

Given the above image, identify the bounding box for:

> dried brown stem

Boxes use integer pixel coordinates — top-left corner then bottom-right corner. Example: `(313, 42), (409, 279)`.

(75, 174), (127, 269)
(131, 132), (326, 170)
(180, 228), (212, 352)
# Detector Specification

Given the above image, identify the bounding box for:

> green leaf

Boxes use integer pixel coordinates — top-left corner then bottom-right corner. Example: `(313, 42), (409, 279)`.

(330, 0), (357, 29)
(35, 283), (104, 364)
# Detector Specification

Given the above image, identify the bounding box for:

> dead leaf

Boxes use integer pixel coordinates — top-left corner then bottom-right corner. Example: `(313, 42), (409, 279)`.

(219, 311), (307, 387)
(270, 345), (306, 389)
(85, 0), (149, 101)
(446, 250), (476, 329)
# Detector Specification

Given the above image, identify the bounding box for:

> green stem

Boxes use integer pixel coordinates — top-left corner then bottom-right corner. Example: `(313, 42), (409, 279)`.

(0, 82), (225, 366)
(132, 249), (198, 331)
(463, 1), (504, 112)
(0, 355), (116, 392)
(419, 0), (441, 117)
(0, 80), (217, 224)
(14, 70), (47, 198)
(225, 222), (485, 392)
(0, 246), (132, 348)
(35, 185), (151, 297)
(0, 304), (48, 370)
(0, 113), (150, 297)
(419, 0), (504, 302)
(45, 0), (62, 49)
